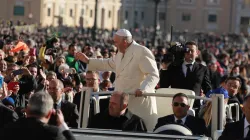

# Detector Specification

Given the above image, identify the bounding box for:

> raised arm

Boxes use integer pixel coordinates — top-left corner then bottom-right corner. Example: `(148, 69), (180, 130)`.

(75, 52), (115, 72)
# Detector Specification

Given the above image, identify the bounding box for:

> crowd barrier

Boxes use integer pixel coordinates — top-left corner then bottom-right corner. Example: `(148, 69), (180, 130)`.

(77, 88), (225, 140)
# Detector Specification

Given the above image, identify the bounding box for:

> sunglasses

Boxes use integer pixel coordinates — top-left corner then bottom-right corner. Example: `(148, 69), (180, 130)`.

(173, 102), (187, 107)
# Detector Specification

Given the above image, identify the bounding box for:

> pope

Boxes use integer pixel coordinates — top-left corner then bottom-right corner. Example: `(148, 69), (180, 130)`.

(75, 29), (159, 131)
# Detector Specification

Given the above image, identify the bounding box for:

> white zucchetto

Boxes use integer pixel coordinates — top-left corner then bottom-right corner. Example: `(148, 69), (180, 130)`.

(115, 29), (132, 37)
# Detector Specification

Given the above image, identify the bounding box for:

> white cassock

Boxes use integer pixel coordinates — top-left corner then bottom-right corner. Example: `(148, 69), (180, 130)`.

(87, 41), (159, 131)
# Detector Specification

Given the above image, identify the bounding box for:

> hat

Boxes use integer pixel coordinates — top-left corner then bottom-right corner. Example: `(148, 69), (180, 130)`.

(2, 97), (15, 107)
(206, 87), (229, 99)
(115, 29), (132, 37)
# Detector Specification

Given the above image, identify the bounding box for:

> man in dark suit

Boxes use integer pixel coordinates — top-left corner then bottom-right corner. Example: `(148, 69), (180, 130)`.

(219, 94), (250, 140)
(48, 79), (79, 128)
(88, 91), (147, 132)
(160, 41), (212, 109)
(154, 93), (207, 136)
(2, 92), (75, 140)
(0, 102), (18, 129)
(225, 76), (243, 121)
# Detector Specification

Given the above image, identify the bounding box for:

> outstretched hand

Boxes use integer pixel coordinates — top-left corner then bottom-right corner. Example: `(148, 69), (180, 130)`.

(75, 52), (89, 64)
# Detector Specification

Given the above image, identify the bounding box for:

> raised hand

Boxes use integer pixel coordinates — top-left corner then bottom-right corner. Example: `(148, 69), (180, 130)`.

(75, 52), (89, 64)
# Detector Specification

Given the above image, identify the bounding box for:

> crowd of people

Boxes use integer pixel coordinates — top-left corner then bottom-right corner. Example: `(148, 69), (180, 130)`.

(0, 22), (250, 139)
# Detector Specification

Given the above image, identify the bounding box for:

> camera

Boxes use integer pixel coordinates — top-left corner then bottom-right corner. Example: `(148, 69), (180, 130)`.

(165, 42), (188, 65)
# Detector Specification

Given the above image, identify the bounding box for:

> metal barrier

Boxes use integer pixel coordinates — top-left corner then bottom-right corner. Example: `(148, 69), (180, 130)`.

(225, 103), (240, 121)
(78, 88), (224, 140)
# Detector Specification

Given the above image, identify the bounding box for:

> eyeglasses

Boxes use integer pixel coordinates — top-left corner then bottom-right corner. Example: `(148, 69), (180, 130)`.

(173, 102), (187, 107)
(86, 78), (98, 82)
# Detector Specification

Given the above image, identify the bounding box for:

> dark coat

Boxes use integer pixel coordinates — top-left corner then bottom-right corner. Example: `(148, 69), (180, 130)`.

(160, 62), (212, 108)
(218, 119), (245, 140)
(88, 109), (147, 132)
(2, 117), (75, 140)
(154, 114), (207, 136)
(0, 103), (18, 129)
(49, 101), (79, 128)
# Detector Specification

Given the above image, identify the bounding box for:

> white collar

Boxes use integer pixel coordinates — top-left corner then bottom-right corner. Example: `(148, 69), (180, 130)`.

(244, 118), (250, 129)
(174, 115), (188, 124)
(183, 61), (195, 65)
(56, 98), (62, 105)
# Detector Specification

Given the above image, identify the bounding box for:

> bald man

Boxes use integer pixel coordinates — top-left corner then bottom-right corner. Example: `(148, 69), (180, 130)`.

(88, 91), (147, 132)
(76, 29), (159, 130)
(48, 79), (79, 128)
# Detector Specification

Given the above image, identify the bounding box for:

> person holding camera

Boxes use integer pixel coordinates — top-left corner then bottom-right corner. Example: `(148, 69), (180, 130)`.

(160, 41), (212, 112)
(2, 92), (75, 140)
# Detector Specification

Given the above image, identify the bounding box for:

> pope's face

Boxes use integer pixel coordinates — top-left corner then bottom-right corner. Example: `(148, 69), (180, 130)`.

(113, 35), (126, 53)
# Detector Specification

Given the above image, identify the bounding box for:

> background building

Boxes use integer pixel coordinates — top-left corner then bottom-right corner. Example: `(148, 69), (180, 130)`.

(0, 0), (121, 30)
(120, 0), (233, 33)
(1, 0), (250, 34)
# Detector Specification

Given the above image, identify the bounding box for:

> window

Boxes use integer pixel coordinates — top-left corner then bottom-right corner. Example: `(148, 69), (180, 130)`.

(59, 6), (64, 15)
(180, 0), (194, 4)
(125, 11), (128, 19)
(134, 11), (138, 17)
(70, 9), (73, 17)
(13, 6), (25, 16)
(207, 0), (220, 5)
(108, 10), (111, 18)
(47, 8), (51, 17)
(141, 11), (144, 20)
(240, 17), (250, 25)
(182, 13), (191, 21)
(208, 14), (217, 23)
(90, 10), (93, 17)
(159, 12), (166, 20)
(81, 9), (84, 16)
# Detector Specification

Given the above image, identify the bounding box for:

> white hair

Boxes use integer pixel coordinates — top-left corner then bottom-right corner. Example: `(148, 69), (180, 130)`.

(28, 92), (53, 117)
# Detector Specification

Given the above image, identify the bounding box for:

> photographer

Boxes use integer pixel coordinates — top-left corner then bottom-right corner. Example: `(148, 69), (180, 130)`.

(2, 92), (75, 140)
(160, 41), (212, 113)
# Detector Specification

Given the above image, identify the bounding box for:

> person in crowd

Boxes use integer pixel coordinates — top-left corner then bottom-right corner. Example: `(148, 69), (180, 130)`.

(225, 76), (243, 121)
(100, 79), (112, 91)
(2, 92), (75, 140)
(160, 41), (212, 112)
(48, 56), (65, 73)
(75, 29), (159, 131)
(48, 79), (79, 128)
(9, 67), (37, 108)
(154, 93), (207, 136)
(0, 101), (18, 129)
(66, 43), (79, 73)
(0, 60), (7, 76)
(230, 65), (248, 103)
(219, 94), (250, 140)
(88, 91), (147, 132)
(199, 87), (229, 137)
(208, 61), (222, 89)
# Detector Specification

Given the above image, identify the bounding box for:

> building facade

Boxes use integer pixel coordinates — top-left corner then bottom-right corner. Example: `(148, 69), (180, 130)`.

(0, 0), (121, 30)
(120, 0), (234, 33)
(0, 0), (249, 34)
(232, 0), (250, 34)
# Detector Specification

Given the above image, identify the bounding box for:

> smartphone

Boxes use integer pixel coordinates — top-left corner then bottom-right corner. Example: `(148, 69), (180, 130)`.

(0, 76), (3, 89)
(12, 69), (23, 76)
(7, 81), (19, 91)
